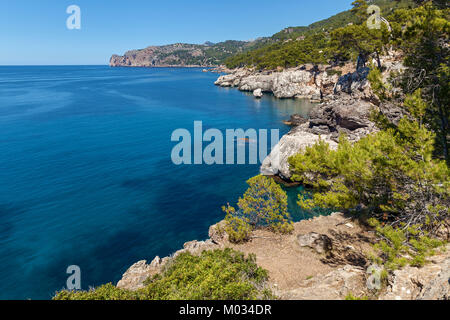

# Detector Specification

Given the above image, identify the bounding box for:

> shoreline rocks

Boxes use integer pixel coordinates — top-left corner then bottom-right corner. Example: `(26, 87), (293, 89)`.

(260, 127), (338, 179)
(214, 66), (337, 101)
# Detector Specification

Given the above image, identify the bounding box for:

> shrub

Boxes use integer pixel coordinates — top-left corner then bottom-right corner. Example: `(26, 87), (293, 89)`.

(222, 205), (252, 243)
(54, 248), (274, 300)
(222, 175), (294, 243)
(288, 117), (449, 235)
(369, 218), (445, 270)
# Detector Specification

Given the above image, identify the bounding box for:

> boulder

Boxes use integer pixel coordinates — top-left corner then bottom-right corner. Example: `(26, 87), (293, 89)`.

(208, 220), (229, 244)
(283, 114), (308, 126)
(297, 232), (333, 254)
(260, 126), (337, 179)
(253, 88), (263, 98)
(417, 257), (450, 300)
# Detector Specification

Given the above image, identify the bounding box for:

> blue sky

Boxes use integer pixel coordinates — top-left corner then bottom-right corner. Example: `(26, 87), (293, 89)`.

(0, 0), (353, 65)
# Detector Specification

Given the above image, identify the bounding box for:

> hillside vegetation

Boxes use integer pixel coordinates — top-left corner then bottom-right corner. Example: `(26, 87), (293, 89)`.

(225, 0), (416, 69)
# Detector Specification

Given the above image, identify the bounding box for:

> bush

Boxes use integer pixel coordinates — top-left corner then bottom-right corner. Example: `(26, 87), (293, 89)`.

(222, 175), (294, 243)
(222, 205), (252, 243)
(288, 117), (449, 235)
(54, 248), (274, 300)
(368, 218), (445, 270)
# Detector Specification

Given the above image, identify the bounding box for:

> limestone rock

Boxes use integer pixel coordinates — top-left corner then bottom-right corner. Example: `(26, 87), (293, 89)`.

(417, 257), (450, 300)
(283, 114), (308, 127)
(253, 88), (263, 98)
(297, 232), (333, 254)
(379, 246), (450, 300)
(334, 67), (370, 98)
(260, 126), (337, 179)
(208, 220), (229, 244)
(116, 260), (159, 290)
(281, 265), (366, 300)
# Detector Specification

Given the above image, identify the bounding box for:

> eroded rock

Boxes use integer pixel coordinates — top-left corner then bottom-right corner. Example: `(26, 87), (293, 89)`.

(297, 232), (333, 254)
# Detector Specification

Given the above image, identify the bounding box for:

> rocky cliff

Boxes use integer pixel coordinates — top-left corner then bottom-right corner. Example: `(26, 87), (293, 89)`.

(110, 41), (260, 67)
(251, 55), (405, 180)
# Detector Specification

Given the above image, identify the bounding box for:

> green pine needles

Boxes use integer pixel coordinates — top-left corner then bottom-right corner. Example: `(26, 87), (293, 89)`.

(54, 249), (273, 300)
(222, 175), (294, 243)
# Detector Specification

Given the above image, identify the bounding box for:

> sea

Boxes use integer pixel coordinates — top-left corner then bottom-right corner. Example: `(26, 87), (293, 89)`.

(0, 66), (320, 299)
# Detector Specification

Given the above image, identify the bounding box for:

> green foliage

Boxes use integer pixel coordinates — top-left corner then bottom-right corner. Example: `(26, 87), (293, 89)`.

(225, 0), (415, 69)
(54, 283), (138, 300)
(345, 293), (369, 300)
(222, 176), (294, 242)
(367, 62), (390, 100)
(351, 0), (370, 24)
(389, 3), (450, 160)
(368, 218), (445, 270)
(225, 33), (329, 69)
(288, 115), (449, 233)
(328, 22), (390, 67)
(222, 204), (252, 243)
(54, 249), (273, 300)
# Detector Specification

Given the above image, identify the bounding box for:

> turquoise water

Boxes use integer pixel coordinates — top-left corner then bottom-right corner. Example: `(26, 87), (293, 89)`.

(0, 66), (318, 299)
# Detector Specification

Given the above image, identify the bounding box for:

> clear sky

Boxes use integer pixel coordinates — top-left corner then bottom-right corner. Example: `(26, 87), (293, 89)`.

(0, 0), (353, 65)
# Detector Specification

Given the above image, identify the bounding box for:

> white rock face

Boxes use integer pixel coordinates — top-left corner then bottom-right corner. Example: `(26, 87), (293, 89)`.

(282, 265), (366, 300)
(116, 260), (156, 290)
(253, 88), (263, 98)
(240, 75), (273, 92)
(260, 127), (338, 179)
(272, 70), (317, 98)
(215, 68), (334, 101)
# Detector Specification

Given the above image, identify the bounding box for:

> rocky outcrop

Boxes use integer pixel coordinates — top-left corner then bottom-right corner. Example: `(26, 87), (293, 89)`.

(208, 221), (229, 244)
(110, 44), (211, 67)
(379, 246), (450, 300)
(281, 265), (366, 300)
(283, 114), (308, 126)
(117, 239), (218, 290)
(214, 65), (340, 101)
(297, 232), (333, 254)
(253, 88), (263, 98)
(260, 127), (338, 179)
(110, 41), (257, 67)
(258, 63), (394, 180)
(307, 96), (378, 141)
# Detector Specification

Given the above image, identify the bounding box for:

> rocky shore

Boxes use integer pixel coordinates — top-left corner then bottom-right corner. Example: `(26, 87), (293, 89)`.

(117, 212), (450, 300)
(115, 53), (449, 300)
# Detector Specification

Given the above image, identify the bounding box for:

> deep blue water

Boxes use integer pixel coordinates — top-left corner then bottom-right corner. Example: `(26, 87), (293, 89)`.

(0, 66), (318, 300)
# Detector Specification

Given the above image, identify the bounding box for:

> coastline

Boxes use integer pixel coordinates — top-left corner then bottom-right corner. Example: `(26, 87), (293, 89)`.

(112, 53), (450, 300)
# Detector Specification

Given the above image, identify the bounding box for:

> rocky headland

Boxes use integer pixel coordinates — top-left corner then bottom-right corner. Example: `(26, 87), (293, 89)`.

(109, 41), (261, 68)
